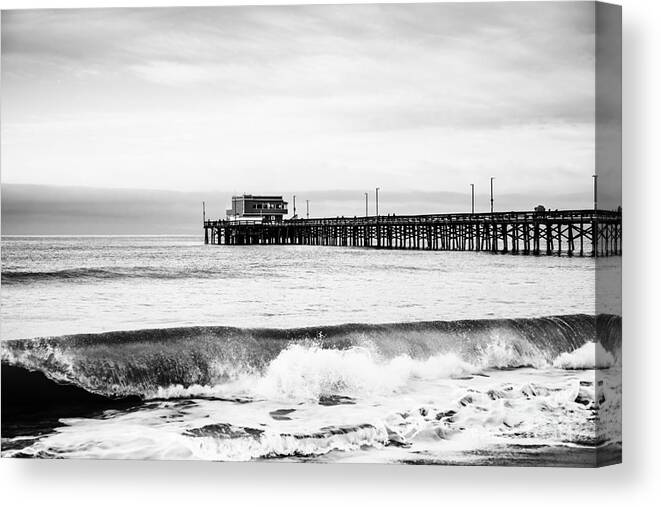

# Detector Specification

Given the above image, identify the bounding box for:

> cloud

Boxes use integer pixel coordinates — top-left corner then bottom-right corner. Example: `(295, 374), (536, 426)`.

(129, 60), (228, 86)
(0, 3), (609, 204)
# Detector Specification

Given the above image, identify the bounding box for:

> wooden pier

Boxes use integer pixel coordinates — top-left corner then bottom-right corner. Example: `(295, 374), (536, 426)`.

(204, 209), (622, 256)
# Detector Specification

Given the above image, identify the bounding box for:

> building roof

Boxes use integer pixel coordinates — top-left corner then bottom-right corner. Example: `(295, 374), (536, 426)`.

(234, 194), (285, 200)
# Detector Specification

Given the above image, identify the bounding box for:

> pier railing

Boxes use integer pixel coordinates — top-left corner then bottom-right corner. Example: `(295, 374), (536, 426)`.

(204, 209), (622, 257)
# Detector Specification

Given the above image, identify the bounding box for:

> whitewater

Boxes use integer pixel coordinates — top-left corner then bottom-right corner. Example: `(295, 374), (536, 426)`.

(0, 235), (622, 465)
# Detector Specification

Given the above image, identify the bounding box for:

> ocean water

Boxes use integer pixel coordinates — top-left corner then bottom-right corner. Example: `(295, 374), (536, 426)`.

(0, 235), (622, 465)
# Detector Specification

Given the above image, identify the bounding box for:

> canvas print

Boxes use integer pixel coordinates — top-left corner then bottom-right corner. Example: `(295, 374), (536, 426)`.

(1, 2), (621, 466)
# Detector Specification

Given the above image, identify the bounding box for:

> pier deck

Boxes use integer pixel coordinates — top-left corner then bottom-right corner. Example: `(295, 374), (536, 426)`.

(204, 209), (621, 256)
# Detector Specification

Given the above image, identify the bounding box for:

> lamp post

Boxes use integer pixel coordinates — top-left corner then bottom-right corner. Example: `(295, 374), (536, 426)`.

(490, 177), (495, 214)
(364, 192), (369, 217)
(592, 174), (598, 211)
(202, 201), (206, 223)
(470, 184), (474, 214)
(376, 187), (380, 217)
(293, 195), (296, 218)
(306, 200), (310, 219)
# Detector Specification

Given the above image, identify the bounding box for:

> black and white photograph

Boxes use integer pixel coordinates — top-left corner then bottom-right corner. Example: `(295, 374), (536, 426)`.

(1, 1), (622, 466)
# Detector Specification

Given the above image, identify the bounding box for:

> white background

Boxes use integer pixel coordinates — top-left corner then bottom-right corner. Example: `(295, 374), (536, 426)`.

(0, 0), (658, 505)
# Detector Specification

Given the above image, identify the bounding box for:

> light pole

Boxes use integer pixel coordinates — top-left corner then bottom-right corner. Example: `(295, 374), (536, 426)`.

(490, 177), (495, 214)
(364, 192), (369, 217)
(306, 200), (310, 219)
(376, 187), (380, 217)
(293, 195), (296, 218)
(592, 174), (598, 211)
(202, 201), (206, 223)
(470, 184), (474, 214)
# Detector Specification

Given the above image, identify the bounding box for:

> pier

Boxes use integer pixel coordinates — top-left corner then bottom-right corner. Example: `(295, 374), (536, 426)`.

(204, 209), (622, 256)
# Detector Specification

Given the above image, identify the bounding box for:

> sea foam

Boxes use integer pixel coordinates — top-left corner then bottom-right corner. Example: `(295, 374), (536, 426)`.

(253, 344), (474, 401)
(552, 342), (615, 369)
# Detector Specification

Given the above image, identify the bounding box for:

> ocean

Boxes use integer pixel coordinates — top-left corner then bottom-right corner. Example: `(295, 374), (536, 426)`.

(0, 235), (622, 465)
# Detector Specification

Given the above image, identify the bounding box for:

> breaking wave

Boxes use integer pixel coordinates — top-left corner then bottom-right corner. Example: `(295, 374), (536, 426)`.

(1, 314), (621, 408)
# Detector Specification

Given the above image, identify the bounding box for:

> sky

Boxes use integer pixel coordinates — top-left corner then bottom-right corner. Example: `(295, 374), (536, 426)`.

(0, 2), (621, 234)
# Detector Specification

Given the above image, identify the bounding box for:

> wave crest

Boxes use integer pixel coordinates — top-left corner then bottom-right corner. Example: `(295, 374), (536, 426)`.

(0, 266), (251, 284)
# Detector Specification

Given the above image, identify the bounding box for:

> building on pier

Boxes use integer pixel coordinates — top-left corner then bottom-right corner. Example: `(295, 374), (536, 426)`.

(226, 194), (288, 223)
